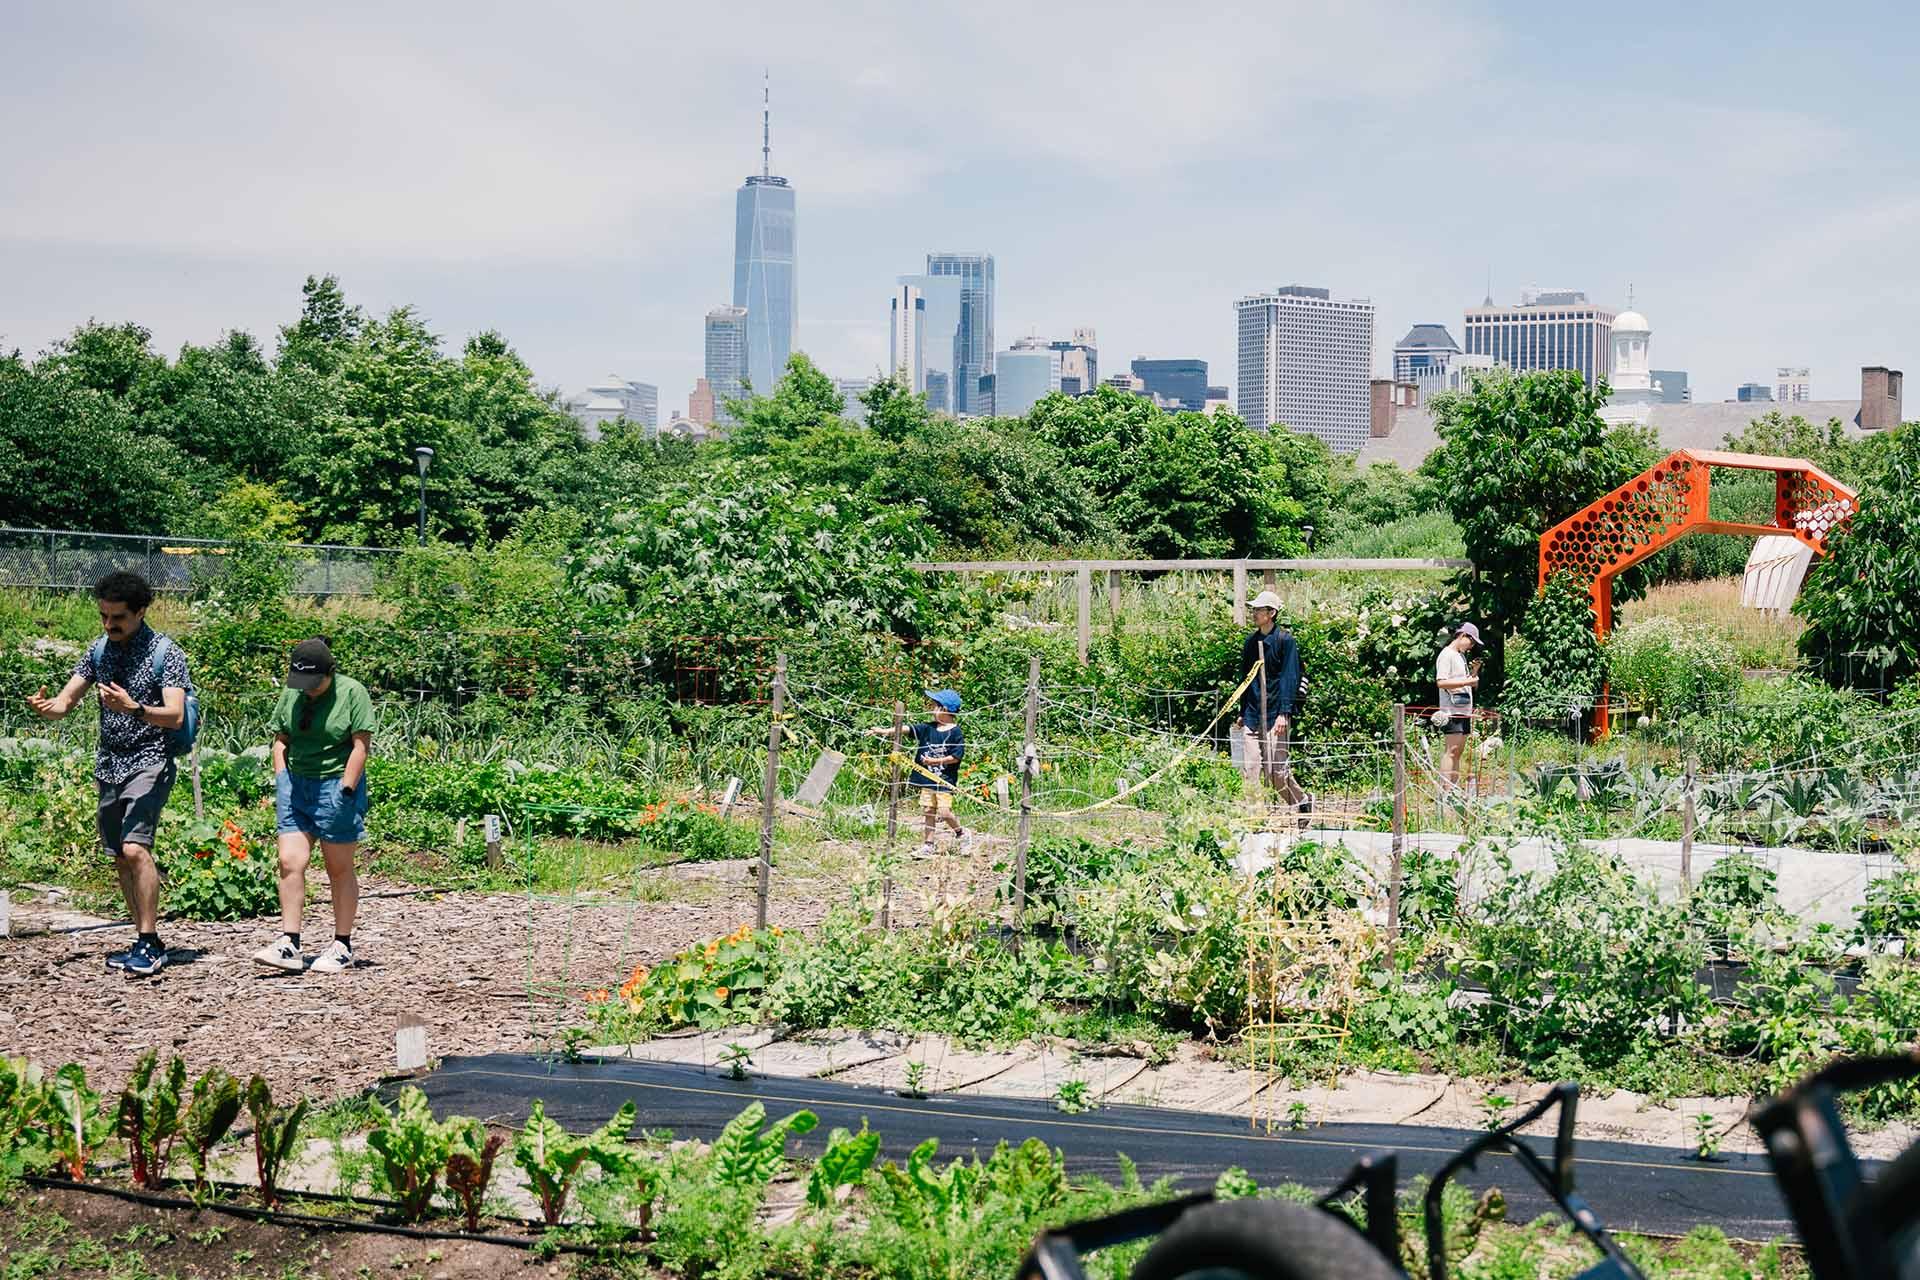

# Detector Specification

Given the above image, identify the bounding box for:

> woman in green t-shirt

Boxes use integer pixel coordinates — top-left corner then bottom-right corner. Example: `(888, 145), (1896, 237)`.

(253, 637), (376, 975)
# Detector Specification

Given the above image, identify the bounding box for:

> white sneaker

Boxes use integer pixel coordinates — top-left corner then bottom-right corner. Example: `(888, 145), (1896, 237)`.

(912, 842), (936, 859)
(253, 937), (304, 972)
(309, 940), (354, 973)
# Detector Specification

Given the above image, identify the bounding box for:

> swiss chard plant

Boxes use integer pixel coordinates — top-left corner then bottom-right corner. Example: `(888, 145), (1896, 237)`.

(804, 1121), (879, 1211)
(366, 1087), (457, 1224)
(445, 1120), (507, 1233)
(181, 1066), (243, 1200)
(0, 1057), (55, 1179)
(46, 1063), (112, 1181)
(116, 1050), (188, 1190)
(512, 1099), (639, 1226)
(246, 1076), (309, 1208)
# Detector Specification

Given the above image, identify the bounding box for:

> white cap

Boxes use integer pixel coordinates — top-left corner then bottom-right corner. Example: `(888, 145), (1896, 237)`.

(1250, 590), (1283, 611)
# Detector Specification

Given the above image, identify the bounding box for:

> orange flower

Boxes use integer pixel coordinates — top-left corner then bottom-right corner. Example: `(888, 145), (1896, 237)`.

(584, 988), (610, 1004)
(714, 986), (730, 1000)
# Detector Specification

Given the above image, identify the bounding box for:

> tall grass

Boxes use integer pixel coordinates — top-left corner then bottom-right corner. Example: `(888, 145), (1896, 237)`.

(1319, 510), (1465, 560)
(1618, 578), (1803, 671)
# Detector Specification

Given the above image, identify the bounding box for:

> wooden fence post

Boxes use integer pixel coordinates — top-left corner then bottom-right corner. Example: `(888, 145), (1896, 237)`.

(1012, 656), (1041, 928)
(1076, 566), (1092, 665)
(756, 652), (787, 931)
(1263, 567), (1278, 592)
(1107, 569), (1120, 622)
(1388, 703), (1407, 944)
(882, 699), (905, 929)
(1233, 564), (1247, 626)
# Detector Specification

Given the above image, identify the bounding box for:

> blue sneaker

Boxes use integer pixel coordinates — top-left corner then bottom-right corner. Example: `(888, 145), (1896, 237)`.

(122, 938), (169, 978)
(105, 941), (138, 971)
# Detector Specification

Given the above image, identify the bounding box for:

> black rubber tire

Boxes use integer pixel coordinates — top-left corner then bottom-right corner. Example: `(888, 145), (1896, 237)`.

(1128, 1198), (1401, 1280)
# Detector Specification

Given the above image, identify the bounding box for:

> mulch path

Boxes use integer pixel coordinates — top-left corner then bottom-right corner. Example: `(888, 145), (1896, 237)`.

(2, 856), (843, 1105)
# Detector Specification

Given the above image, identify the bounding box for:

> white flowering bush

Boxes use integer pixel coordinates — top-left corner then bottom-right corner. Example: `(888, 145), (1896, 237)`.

(1605, 616), (1743, 721)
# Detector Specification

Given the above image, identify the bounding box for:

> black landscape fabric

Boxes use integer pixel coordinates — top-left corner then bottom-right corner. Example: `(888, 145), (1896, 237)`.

(409, 1054), (1812, 1241)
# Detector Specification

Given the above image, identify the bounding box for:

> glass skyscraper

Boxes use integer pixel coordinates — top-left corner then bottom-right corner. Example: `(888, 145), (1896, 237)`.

(895, 272), (962, 410)
(1131, 358), (1210, 412)
(733, 86), (796, 396)
(926, 253), (994, 414)
(704, 305), (748, 422)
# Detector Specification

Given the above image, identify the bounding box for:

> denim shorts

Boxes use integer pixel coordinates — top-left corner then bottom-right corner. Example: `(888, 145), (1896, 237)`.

(276, 770), (369, 843)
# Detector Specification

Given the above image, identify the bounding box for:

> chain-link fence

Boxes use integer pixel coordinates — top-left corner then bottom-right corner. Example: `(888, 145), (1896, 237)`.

(0, 526), (397, 597)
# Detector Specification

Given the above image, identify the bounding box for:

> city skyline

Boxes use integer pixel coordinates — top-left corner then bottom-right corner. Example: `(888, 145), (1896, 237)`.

(2, 3), (1916, 411)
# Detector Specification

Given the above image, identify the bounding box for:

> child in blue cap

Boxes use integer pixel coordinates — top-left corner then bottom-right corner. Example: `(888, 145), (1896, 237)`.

(865, 689), (966, 856)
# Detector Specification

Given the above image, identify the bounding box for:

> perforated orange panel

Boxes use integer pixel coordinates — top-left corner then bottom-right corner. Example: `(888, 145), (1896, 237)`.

(1537, 450), (1857, 734)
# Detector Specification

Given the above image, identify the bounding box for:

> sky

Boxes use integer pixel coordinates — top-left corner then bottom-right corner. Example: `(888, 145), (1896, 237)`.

(4, 0), (1918, 413)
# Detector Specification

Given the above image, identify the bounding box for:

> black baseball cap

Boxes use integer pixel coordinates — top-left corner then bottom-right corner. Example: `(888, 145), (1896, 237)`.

(286, 638), (336, 691)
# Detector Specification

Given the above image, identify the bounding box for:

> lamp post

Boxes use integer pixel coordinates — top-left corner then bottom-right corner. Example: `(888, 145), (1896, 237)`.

(412, 446), (434, 546)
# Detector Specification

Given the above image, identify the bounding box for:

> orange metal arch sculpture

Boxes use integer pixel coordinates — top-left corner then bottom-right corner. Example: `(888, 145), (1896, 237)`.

(1537, 449), (1858, 732)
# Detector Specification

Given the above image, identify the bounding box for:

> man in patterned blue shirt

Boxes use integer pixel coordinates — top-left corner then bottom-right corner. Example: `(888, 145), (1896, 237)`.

(28, 572), (191, 977)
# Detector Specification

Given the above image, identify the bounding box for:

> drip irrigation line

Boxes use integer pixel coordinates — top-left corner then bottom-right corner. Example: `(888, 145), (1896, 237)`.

(18, 1173), (641, 1255)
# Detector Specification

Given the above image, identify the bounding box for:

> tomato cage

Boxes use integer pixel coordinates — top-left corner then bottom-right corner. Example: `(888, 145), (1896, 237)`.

(1539, 449), (1858, 736)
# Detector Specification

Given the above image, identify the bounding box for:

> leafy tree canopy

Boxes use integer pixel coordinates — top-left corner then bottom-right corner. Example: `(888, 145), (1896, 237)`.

(1796, 423), (1920, 690)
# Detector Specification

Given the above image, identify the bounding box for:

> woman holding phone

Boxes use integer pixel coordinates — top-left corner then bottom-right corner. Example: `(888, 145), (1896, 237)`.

(254, 637), (376, 974)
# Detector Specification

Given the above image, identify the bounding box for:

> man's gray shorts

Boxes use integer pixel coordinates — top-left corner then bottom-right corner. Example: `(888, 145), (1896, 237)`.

(98, 762), (176, 857)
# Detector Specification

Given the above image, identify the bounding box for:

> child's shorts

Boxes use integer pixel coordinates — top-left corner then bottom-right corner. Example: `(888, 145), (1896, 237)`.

(917, 788), (954, 816)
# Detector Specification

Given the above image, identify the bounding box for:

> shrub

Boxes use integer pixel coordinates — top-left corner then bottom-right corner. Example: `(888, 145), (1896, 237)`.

(1499, 573), (1603, 723)
(162, 817), (278, 921)
(1605, 616), (1743, 721)
(1466, 840), (1706, 1069)
(1798, 423), (1920, 691)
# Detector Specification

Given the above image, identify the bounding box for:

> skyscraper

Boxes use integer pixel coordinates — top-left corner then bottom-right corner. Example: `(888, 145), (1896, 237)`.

(1651, 370), (1690, 403)
(895, 272), (962, 411)
(1047, 328), (1098, 395)
(992, 345), (1061, 418)
(1131, 358), (1210, 412)
(704, 304), (748, 421)
(1234, 285), (1376, 453)
(1736, 382), (1774, 402)
(889, 283), (925, 390)
(689, 377), (717, 425)
(733, 78), (795, 396)
(1776, 367), (1811, 402)
(927, 253), (995, 413)
(1392, 324), (1462, 384)
(1462, 291), (1614, 387)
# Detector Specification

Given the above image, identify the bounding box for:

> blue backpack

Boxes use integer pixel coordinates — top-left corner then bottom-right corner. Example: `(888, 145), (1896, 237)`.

(91, 634), (201, 757)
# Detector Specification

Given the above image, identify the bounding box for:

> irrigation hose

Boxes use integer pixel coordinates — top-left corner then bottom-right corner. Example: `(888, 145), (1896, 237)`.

(19, 1172), (647, 1257)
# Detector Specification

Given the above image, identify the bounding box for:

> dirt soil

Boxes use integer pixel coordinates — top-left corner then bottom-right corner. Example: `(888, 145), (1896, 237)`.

(2, 855), (846, 1104)
(0, 1184), (645, 1280)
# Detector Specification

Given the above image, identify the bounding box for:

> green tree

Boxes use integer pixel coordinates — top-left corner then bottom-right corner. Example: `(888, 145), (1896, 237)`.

(720, 353), (876, 488)
(277, 274), (363, 375)
(1428, 369), (1656, 685)
(869, 416), (1112, 552)
(0, 350), (197, 533)
(439, 332), (593, 541)
(1797, 424), (1920, 691)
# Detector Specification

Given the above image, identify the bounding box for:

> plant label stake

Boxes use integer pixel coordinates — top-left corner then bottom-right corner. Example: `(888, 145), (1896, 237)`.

(484, 814), (503, 871)
(455, 817), (468, 848)
(719, 776), (742, 817)
(1680, 760), (1696, 895)
(994, 774), (1010, 807)
(395, 1013), (428, 1073)
(757, 653), (787, 931)
(0, 890), (9, 939)
(189, 743), (204, 820)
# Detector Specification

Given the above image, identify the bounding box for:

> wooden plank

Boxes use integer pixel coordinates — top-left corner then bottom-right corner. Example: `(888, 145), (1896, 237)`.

(1232, 564), (1247, 627)
(1076, 566), (1091, 664)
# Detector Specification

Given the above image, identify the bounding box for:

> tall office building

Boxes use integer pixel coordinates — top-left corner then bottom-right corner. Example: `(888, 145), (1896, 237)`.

(1736, 382), (1774, 402)
(689, 377), (717, 425)
(1462, 291), (1614, 387)
(927, 253), (995, 413)
(1234, 285), (1376, 453)
(992, 344), (1062, 418)
(888, 283), (926, 389)
(704, 304), (749, 421)
(1651, 370), (1690, 403)
(895, 273), (962, 411)
(1392, 324), (1462, 384)
(1047, 329), (1098, 395)
(1776, 367), (1811, 402)
(569, 377), (658, 439)
(835, 378), (873, 425)
(1131, 358), (1210, 412)
(733, 79), (796, 396)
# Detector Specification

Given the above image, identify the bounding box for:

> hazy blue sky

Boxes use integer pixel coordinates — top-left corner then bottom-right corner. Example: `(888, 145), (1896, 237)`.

(4, 1), (1916, 412)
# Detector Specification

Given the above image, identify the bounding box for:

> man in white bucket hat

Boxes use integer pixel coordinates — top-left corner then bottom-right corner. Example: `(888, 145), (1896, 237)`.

(1239, 590), (1309, 817)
